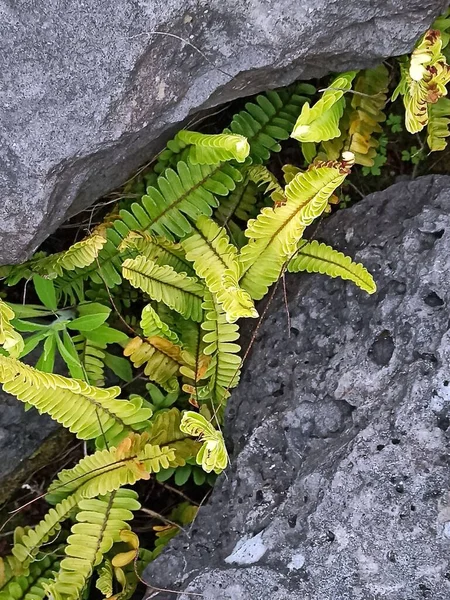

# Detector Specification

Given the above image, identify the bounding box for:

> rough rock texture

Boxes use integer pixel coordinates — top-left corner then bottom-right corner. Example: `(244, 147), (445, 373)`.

(0, 1), (447, 264)
(143, 175), (450, 600)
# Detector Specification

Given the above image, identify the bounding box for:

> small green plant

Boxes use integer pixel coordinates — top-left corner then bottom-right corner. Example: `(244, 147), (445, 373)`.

(0, 10), (449, 599)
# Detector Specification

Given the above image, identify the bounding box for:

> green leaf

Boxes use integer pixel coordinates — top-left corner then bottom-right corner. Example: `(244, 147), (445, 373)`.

(67, 313), (110, 331)
(32, 276), (57, 311)
(35, 333), (57, 373)
(11, 319), (49, 333)
(19, 330), (49, 358)
(174, 465), (192, 486)
(55, 331), (85, 379)
(77, 302), (111, 317)
(84, 324), (129, 346)
(103, 352), (133, 382)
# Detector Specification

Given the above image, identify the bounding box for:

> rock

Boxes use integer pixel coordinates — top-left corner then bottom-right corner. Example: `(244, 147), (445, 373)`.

(0, 1), (447, 264)
(143, 175), (450, 600)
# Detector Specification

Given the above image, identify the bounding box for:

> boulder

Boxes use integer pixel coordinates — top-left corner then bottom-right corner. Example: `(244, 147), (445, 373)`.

(0, 0), (447, 264)
(143, 175), (450, 599)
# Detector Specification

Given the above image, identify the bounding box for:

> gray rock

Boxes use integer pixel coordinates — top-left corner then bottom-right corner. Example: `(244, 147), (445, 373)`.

(143, 175), (450, 599)
(0, 0), (447, 264)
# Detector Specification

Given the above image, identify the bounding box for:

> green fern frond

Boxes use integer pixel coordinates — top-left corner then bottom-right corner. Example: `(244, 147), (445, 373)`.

(122, 255), (205, 322)
(0, 299), (24, 357)
(140, 304), (180, 343)
(288, 240), (376, 294)
(292, 72), (357, 144)
(230, 84), (315, 163)
(214, 178), (259, 226)
(0, 554), (60, 600)
(46, 433), (175, 504)
(248, 165), (285, 204)
(48, 489), (140, 600)
(0, 356), (152, 441)
(181, 216), (258, 323)
(239, 162), (350, 300)
(201, 292), (242, 410)
(95, 559), (113, 598)
(176, 130), (250, 164)
(124, 336), (192, 392)
(427, 97), (450, 150)
(12, 495), (78, 565)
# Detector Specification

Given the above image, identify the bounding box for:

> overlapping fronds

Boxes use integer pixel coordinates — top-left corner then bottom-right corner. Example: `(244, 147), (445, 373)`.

(346, 65), (389, 166)
(95, 560), (114, 598)
(0, 554), (60, 600)
(214, 178), (259, 227)
(393, 30), (450, 134)
(248, 165), (286, 204)
(229, 84), (315, 162)
(182, 216), (258, 323)
(291, 72), (357, 144)
(288, 240), (376, 294)
(180, 411), (228, 474)
(122, 255), (205, 322)
(140, 304), (180, 343)
(239, 161), (352, 300)
(0, 299), (24, 357)
(124, 336), (192, 392)
(427, 96), (450, 150)
(201, 293), (242, 409)
(46, 489), (140, 600)
(46, 433), (175, 504)
(0, 356), (151, 441)
(176, 130), (250, 164)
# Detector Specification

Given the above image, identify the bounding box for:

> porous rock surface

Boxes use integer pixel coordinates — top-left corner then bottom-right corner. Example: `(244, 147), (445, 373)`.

(0, 0), (447, 264)
(144, 175), (450, 599)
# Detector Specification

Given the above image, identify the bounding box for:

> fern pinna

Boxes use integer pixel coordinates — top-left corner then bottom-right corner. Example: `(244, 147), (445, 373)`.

(20, 46), (450, 595)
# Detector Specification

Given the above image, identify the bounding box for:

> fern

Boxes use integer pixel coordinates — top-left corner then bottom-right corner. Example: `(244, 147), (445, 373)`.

(181, 216), (258, 323)
(140, 304), (180, 343)
(95, 559), (113, 598)
(427, 96), (450, 150)
(292, 72), (356, 145)
(175, 130), (250, 164)
(122, 255), (205, 322)
(288, 241), (376, 294)
(0, 299), (24, 357)
(239, 161), (352, 300)
(0, 554), (60, 600)
(214, 177), (259, 227)
(248, 165), (286, 204)
(0, 356), (151, 441)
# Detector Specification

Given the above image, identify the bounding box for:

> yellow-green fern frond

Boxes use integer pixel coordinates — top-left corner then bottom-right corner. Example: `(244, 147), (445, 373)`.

(181, 216), (257, 323)
(147, 407), (200, 465)
(12, 495), (78, 566)
(201, 293), (242, 410)
(282, 164), (302, 185)
(214, 178), (259, 227)
(124, 336), (192, 392)
(48, 489), (140, 600)
(239, 161), (351, 300)
(248, 165), (286, 204)
(291, 72), (357, 144)
(180, 411), (227, 474)
(0, 554), (60, 600)
(46, 433), (175, 504)
(427, 97), (450, 150)
(0, 299), (24, 357)
(393, 30), (450, 134)
(0, 356), (151, 441)
(346, 65), (389, 166)
(288, 241), (376, 294)
(122, 255), (205, 322)
(140, 304), (180, 344)
(176, 130), (250, 164)
(95, 559), (113, 598)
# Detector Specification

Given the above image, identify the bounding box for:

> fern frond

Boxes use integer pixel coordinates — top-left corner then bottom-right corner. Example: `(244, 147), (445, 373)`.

(180, 411), (228, 474)
(230, 84), (315, 163)
(12, 495), (78, 565)
(124, 336), (192, 392)
(393, 30), (450, 133)
(181, 216), (258, 323)
(201, 292), (242, 410)
(46, 434), (175, 503)
(248, 165), (286, 204)
(214, 178), (259, 226)
(176, 130), (250, 164)
(0, 356), (152, 441)
(346, 65), (389, 166)
(239, 162), (351, 300)
(48, 489), (140, 600)
(427, 96), (450, 150)
(140, 305), (180, 343)
(288, 241), (376, 294)
(122, 255), (205, 322)
(0, 554), (60, 600)
(0, 299), (24, 357)
(291, 72), (357, 144)
(95, 559), (113, 598)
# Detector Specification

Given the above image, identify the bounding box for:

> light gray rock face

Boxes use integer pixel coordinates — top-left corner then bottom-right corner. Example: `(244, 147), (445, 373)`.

(0, 0), (447, 264)
(143, 175), (450, 600)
